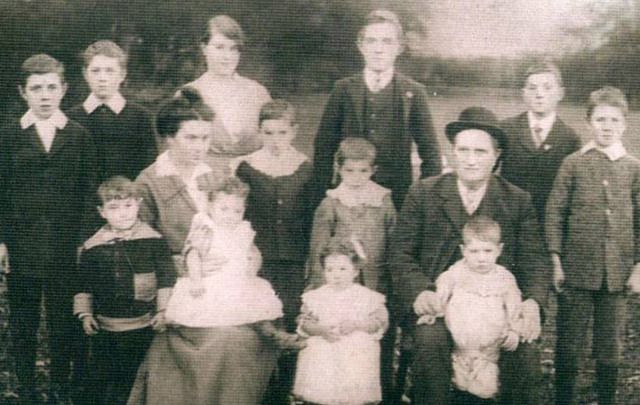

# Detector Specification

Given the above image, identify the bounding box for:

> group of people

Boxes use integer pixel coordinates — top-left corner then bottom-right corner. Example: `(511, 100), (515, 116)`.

(0, 7), (639, 405)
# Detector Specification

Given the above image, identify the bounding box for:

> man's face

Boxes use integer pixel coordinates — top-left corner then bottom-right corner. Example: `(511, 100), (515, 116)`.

(452, 129), (500, 185)
(20, 73), (67, 120)
(357, 22), (403, 73)
(522, 72), (564, 116)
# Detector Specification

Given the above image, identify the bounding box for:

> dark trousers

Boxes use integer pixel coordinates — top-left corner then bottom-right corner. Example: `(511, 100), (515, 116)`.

(555, 288), (626, 405)
(85, 327), (154, 405)
(411, 319), (543, 405)
(6, 272), (81, 390)
(380, 320), (397, 404)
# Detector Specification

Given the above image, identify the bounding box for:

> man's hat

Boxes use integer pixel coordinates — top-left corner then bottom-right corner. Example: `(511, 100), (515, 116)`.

(445, 107), (507, 151)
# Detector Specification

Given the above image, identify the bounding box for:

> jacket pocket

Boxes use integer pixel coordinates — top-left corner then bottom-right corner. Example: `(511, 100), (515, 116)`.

(134, 273), (157, 302)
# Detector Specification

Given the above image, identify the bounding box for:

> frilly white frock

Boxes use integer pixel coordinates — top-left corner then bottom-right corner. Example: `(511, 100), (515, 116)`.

(432, 259), (522, 399)
(293, 284), (387, 405)
(165, 213), (283, 327)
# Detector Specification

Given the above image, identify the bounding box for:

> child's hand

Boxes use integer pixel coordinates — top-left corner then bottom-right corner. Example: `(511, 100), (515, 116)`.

(189, 285), (206, 298)
(151, 311), (166, 332)
(338, 320), (359, 336)
(413, 290), (443, 317)
(519, 299), (541, 343)
(321, 325), (341, 343)
(82, 315), (100, 336)
(501, 330), (519, 352)
(189, 224), (213, 254)
(553, 263), (565, 293)
(627, 264), (640, 294)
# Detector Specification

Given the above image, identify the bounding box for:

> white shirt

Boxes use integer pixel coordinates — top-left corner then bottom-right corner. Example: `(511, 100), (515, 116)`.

(527, 111), (556, 146)
(364, 68), (394, 93)
(457, 179), (488, 215)
(20, 109), (68, 153)
(82, 92), (126, 115)
(580, 141), (627, 161)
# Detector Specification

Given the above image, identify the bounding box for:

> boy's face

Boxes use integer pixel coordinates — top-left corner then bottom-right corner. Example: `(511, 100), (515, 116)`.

(84, 54), (126, 101)
(324, 254), (359, 289)
(452, 129), (500, 186)
(19, 73), (67, 120)
(260, 118), (296, 154)
(589, 104), (626, 148)
(357, 22), (403, 73)
(209, 192), (245, 227)
(339, 158), (375, 189)
(99, 197), (140, 231)
(167, 120), (212, 165)
(201, 33), (240, 77)
(522, 72), (564, 116)
(461, 238), (503, 274)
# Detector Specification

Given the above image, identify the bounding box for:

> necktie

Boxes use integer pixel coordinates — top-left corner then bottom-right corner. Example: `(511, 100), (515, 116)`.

(532, 126), (543, 149)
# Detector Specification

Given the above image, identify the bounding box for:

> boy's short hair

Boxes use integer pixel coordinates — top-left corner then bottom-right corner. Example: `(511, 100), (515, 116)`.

(200, 15), (246, 48)
(358, 9), (404, 43)
(259, 99), (296, 126)
(462, 216), (502, 245)
(98, 176), (140, 204)
(156, 87), (215, 138)
(208, 176), (250, 201)
(318, 236), (365, 270)
(586, 86), (628, 118)
(523, 60), (563, 87)
(335, 137), (377, 167)
(20, 54), (65, 86)
(82, 40), (128, 70)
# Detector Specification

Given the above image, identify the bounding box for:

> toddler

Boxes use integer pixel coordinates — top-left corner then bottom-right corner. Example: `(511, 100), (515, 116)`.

(294, 237), (388, 405)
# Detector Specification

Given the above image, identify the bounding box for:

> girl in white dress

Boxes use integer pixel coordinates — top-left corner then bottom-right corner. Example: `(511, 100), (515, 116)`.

(165, 177), (301, 348)
(294, 237), (388, 405)
(418, 216), (525, 400)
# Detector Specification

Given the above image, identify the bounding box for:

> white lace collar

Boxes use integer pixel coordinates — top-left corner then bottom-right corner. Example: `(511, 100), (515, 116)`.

(154, 151), (212, 179)
(240, 147), (307, 177)
(326, 180), (391, 207)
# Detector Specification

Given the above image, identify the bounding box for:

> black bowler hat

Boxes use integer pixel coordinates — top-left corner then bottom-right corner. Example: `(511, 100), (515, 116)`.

(445, 107), (507, 151)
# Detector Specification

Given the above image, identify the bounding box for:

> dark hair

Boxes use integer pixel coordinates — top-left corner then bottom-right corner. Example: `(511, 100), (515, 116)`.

(200, 15), (246, 48)
(155, 87), (215, 138)
(462, 216), (501, 245)
(318, 237), (365, 270)
(258, 99), (296, 126)
(82, 40), (127, 70)
(523, 60), (563, 87)
(98, 176), (140, 204)
(586, 86), (628, 119)
(208, 176), (250, 202)
(334, 137), (377, 167)
(357, 9), (404, 43)
(20, 54), (65, 86)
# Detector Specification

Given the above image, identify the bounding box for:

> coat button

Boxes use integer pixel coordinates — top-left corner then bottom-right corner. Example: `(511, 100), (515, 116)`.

(277, 219), (283, 224)
(603, 180), (609, 187)
(277, 199), (283, 205)
(605, 209), (612, 216)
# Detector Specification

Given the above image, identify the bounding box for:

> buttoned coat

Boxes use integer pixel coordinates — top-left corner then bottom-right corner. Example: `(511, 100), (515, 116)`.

(389, 173), (550, 322)
(312, 72), (441, 207)
(500, 112), (580, 221)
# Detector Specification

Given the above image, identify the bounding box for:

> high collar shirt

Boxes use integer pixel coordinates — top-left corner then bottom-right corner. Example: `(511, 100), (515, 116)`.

(82, 92), (126, 115)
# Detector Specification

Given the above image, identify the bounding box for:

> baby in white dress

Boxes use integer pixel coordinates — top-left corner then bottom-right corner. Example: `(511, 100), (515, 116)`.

(418, 216), (525, 400)
(165, 177), (302, 348)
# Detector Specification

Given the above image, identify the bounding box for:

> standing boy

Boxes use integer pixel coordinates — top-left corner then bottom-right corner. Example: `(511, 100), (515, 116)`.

(68, 40), (157, 181)
(0, 54), (99, 403)
(312, 9), (441, 210)
(500, 61), (580, 221)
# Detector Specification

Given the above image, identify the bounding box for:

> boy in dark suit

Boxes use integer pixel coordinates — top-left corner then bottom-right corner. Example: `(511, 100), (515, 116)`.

(312, 9), (441, 210)
(500, 61), (580, 221)
(0, 54), (99, 403)
(68, 40), (157, 181)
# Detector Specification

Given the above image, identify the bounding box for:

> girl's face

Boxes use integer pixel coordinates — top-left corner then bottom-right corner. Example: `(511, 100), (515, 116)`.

(324, 254), (359, 289)
(260, 118), (296, 154)
(201, 32), (240, 77)
(99, 197), (140, 232)
(208, 192), (245, 226)
(339, 159), (375, 189)
(589, 105), (626, 148)
(167, 120), (212, 165)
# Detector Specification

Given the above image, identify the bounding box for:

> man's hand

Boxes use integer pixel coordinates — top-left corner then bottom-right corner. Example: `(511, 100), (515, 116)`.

(627, 263), (640, 294)
(82, 315), (100, 336)
(413, 290), (443, 317)
(553, 263), (565, 294)
(151, 311), (167, 332)
(520, 299), (541, 343)
(0, 243), (9, 274)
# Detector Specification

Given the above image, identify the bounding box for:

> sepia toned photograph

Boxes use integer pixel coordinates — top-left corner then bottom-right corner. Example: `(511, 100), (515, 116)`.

(0, 0), (639, 404)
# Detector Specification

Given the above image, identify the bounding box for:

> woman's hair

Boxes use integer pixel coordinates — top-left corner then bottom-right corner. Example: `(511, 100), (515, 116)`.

(200, 15), (246, 49)
(318, 236), (366, 270)
(334, 137), (377, 167)
(155, 87), (214, 138)
(208, 177), (250, 202)
(586, 86), (628, 119)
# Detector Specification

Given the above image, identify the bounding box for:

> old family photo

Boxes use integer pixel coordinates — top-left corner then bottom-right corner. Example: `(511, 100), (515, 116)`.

(0, 1), (640, 404)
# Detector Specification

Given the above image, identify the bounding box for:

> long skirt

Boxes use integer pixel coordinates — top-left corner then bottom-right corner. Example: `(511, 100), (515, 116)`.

(127, 325), (278, 405)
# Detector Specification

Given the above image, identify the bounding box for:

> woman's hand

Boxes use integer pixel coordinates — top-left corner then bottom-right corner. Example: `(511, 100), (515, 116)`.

(551, 253), (565, 293)
(82, 315), (100, 336)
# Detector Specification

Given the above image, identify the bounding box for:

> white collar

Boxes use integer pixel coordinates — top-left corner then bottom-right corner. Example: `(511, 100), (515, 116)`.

(527, 111), (556, 131)
(580, 141), (627, 161)
(327, 180), (391, 208)
(241, 147), (307, 178)
(83, 221), (162, 251)
(83, 92), (126, 115)
(20, 109), (68, 130)
(364, 67), (394, 92)
(154, 151), (212, 178)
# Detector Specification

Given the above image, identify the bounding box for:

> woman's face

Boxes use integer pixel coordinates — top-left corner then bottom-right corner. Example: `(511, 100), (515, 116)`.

(166, 120), (212, 165)
(201, 32), (240, 77)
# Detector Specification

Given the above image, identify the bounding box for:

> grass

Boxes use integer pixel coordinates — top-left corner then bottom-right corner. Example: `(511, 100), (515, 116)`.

(1, 87), (639, 403)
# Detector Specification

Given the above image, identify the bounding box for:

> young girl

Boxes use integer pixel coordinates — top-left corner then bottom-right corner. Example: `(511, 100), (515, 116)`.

(165, 177), (299, 347)
(294, 237), (389, 405)
(418, 216), (524, 402)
